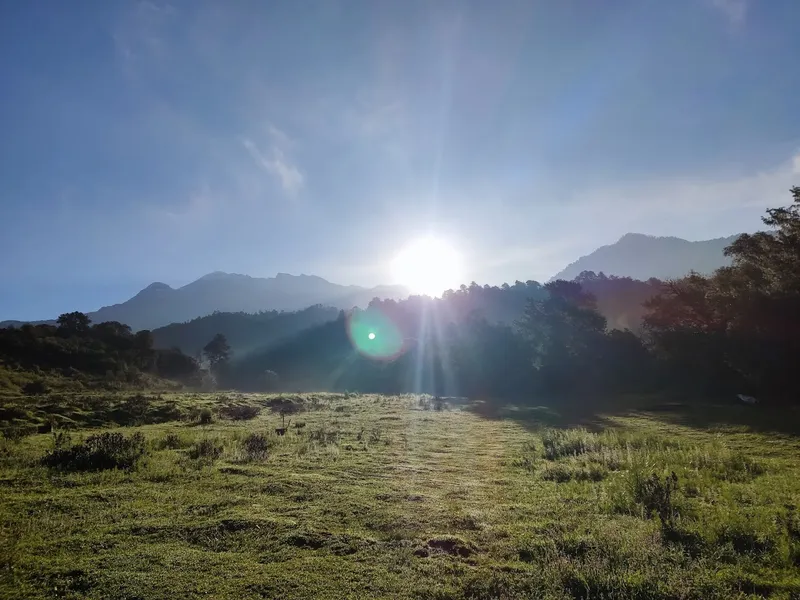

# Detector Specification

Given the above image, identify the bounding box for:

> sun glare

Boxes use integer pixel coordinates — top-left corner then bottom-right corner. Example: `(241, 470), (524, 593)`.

(391, 237), (463, 297)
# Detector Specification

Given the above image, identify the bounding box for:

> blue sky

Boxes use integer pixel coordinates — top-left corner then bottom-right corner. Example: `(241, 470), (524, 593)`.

(1, 0), (799, 320)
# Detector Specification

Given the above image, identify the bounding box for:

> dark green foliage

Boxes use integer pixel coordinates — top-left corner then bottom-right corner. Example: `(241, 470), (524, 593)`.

(0, 313), (199, 392)
(22, 379), (49, 396)
(645, 187), (800, 402)
(203, 333), (231, 375)
(41, 431), (146, 471)
(632, 471), (679, 526)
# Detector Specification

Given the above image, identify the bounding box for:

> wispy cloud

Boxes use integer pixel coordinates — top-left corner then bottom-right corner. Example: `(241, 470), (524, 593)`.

(465, 150), (800, 284)
(144, 185), (215, 229)
(112, 1), (176, 63)
(241, 126), (304, 195)
(708, 0), (747, 26)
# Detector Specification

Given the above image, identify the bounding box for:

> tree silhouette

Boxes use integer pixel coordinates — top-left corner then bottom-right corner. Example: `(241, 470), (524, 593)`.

(57, 311), (91, 336)
(203, 333), (231, 374)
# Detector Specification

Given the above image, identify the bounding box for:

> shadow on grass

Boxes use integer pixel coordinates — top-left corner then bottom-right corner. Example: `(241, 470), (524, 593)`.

(463, 394), (800, 437)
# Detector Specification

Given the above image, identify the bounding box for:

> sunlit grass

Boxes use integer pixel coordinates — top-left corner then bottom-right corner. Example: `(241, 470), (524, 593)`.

(1, 392), (798, 598)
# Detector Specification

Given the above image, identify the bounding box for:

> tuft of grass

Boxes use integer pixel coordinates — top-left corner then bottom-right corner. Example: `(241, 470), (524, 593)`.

(540, 428), (600, 460)
(197, 407), (214, 425)
(189, 438), (223, 461)
(308, 424), (339, 445)
(241, 432), (271, 461)
(158, 432), (188, 450)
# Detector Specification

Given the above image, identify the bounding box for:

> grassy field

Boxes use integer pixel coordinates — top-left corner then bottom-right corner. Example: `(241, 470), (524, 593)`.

(1, 392), (799, 599)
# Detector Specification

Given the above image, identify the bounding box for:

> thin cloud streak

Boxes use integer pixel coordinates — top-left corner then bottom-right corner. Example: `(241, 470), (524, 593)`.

(241, 133), (304, 195)
(709, 0), (747, 26)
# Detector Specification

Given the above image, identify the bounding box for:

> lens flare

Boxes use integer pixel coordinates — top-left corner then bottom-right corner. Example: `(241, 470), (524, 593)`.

(346, 308), (405, 360)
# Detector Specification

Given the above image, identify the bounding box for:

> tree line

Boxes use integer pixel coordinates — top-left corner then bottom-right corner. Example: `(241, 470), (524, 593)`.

(0, 312), (200, 392)
(221, 188), (800, 405)
(4, 188), (798, 405)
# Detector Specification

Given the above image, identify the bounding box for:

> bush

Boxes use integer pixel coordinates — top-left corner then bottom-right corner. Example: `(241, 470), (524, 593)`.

(1, 426), (32, 443)
(159, 432), (183, 449)
(22, 379), (49, 396)
(41, 431), (146, 471)
(197, 408), (214, 425)
(189, 438), (223, 461)
(632, 471), (679, 526)
(220, 404), (261, 421)
(242, 432), (270, 461)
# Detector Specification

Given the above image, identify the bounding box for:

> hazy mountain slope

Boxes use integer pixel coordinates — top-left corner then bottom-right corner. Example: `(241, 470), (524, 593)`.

(151, 305), (341, 357)
(551, 233), (741, 282)
(1, 273), (408, 331)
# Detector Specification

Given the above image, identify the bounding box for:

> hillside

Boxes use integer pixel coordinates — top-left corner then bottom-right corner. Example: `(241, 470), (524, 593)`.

(1, 273), (408, 332)
(151, 305), (341, 358)
(552, 233), (740, 281)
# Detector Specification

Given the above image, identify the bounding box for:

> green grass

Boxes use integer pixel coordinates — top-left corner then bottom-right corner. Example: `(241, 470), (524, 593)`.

(1, 392), (799, 599)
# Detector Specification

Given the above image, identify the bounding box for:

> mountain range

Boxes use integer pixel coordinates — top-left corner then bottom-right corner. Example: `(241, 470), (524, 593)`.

(551, 233), (740, 282)
(1, 232), (742, 331)
(0, 273), (407, 332)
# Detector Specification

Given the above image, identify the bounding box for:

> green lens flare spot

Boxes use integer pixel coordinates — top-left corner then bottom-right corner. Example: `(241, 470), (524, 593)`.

(347, 309), (404, 360)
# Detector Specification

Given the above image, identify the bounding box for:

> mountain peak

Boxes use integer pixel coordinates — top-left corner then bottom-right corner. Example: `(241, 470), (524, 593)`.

(198, 271), (234, 280)
(551, 233), (744, 282)
(135, 282), (173, 297)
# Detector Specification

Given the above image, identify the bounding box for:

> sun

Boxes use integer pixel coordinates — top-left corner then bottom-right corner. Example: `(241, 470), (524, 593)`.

(391, 237), (464, 297)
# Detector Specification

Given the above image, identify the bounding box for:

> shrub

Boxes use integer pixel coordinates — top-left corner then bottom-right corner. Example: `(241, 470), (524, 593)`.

(220, 404), (261, 421)
(242, 432), (270, 461)
(22, 379), (49, 396)
(632, 471), (679, 526)
(1, 426), (32, 443)
(160, 432), (182, 449)
(189, 438), (223, 461)
(433, 397), (445, 411)
(197, 408), (214, 425)
(41, 432), (146, 471)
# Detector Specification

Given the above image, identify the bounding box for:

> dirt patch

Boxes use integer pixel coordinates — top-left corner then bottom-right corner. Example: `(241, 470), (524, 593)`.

(424, 535), (477, 558)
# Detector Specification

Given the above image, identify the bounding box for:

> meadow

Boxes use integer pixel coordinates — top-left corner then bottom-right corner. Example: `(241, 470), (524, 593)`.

(1, 392), (799, 599)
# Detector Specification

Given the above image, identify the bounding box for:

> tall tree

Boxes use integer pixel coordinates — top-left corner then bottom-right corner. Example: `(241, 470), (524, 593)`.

(56, 311), (91, 336)
(203, 333), (231, 374)
(517, 280), (607, 390)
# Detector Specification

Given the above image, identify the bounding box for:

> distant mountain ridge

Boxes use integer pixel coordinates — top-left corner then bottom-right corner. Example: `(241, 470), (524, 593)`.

(1, 273), (408, 331)
(551, 233), (742, 282)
